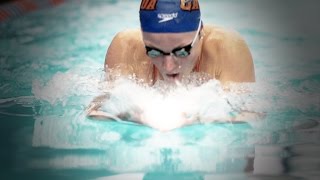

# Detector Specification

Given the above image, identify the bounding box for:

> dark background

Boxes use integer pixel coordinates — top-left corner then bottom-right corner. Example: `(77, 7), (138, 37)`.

(0, 0), (320, 179)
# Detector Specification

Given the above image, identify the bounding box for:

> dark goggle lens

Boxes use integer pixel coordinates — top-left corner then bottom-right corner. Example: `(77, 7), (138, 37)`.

(173, 48), (190, 57)
(147, 49), (163, 58)
(146, 47), (191, 58)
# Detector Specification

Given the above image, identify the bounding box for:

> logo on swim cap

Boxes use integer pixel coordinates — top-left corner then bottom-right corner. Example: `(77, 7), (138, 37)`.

(158, 12), (178, 23)
(140, 0), (201, 33)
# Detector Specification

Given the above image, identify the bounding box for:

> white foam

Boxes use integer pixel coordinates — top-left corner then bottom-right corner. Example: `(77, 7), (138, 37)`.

(31, 64), (319, 133)
(32, 62), (104, 105)
(101, 77), (237, 131)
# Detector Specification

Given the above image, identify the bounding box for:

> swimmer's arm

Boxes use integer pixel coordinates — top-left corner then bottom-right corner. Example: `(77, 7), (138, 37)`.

(218, 31), (255, 83)
(86, 94), (144, 123)
(86, 94), (119, 120)
(229, 110), (265, 122)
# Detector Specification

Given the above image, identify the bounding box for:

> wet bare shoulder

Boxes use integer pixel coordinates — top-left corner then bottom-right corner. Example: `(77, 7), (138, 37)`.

(202, 25), (255, 83)
(114, 29), (143, 43)
(203, 25), (245, 44)
(105, 29), (144, 69)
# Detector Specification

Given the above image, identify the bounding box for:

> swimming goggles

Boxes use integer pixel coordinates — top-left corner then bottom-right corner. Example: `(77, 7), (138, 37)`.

(145, 20), (202, 58)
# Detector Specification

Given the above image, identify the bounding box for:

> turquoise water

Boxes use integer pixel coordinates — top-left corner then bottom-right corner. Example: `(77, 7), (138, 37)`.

(1, 0), (320, 179)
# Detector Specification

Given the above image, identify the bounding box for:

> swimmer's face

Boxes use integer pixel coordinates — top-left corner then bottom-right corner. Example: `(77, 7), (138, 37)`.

(142, 30), (203, 83)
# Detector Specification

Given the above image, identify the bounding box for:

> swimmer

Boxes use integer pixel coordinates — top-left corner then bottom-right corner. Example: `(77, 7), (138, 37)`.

(87, 0), (257, 131)
(105, 0), (254, 85)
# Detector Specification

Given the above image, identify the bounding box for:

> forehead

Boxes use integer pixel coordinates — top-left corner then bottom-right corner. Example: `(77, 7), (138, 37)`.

(142, 31), (195, 47)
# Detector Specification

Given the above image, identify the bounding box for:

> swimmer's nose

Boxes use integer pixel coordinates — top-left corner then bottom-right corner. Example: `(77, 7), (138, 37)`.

(163, 55), (178, 72)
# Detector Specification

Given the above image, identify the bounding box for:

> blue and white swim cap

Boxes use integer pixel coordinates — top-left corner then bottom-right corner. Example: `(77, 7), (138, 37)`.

(139, 0), (201, 33)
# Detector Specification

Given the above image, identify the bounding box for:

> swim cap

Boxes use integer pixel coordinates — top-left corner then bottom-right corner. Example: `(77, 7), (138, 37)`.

(139, 0), (201, 33)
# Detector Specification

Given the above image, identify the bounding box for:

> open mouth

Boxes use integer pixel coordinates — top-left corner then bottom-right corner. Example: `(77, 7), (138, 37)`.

(166, 73), (180, 82)
(166, 73), (180, 79)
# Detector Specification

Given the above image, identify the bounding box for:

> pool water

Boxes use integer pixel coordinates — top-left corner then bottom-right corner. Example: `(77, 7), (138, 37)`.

(1, 0), (320, 179)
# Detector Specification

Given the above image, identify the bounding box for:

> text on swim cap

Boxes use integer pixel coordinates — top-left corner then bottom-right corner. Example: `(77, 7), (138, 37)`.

(140, 0), (200, 11)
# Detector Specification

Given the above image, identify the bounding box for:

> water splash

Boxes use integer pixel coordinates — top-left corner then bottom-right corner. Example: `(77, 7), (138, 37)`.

(28, 64), (320, 150)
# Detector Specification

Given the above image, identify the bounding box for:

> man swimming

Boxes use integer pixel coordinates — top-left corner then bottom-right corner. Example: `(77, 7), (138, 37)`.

(86, 0), (256, 131)
(105, 0), (254, 85)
